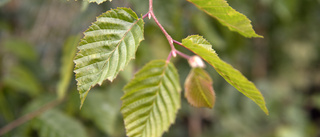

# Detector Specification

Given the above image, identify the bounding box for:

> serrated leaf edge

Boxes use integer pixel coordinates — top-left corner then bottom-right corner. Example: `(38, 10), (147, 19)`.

(74, 7), (145, 108)
(185, 68), (215, 108)
(182, 35), (269, 115)
(121, 60), (181, 137)
(187, 0), (263, 38)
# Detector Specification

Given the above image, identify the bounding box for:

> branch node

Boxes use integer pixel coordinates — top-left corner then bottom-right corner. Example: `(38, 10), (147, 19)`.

(148, 13), (151, 19)
(172, 50), (177, 57)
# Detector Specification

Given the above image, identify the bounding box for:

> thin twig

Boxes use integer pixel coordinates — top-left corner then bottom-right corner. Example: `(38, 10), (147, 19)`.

(142, 13), (149, 19)
(172, 40), (192, 59)
(166, 51), (173, 62)
(149, 0), (153, 14)
(0, 99), (62, 135)
(148, 0), (177, 57)
(176, 50), (191, 60)
(144, 0), (193, 61)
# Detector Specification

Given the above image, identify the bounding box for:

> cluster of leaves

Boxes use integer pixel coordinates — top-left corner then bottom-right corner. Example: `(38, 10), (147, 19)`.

(73, 0), (268, 136)
(2, 0), (320, 136)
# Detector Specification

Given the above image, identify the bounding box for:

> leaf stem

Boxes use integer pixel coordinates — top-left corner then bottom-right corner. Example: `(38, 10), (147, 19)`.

(173, 39), (183, 46)
(147, 0), (193, 61)
(176, 50), (191, 60)
(166, 51), (173, 62)
(142, 13), (149, 19)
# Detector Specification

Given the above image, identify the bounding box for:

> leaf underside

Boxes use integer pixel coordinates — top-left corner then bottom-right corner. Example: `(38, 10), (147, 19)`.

(121, 60), (181, 137)
(187, 0), (263, 38)
(182, 35), (268, 115)
(74, 7), (144, 107)
(185, 68), (216, 108)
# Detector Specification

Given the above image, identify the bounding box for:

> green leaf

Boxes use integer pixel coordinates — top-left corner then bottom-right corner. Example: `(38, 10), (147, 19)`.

(185, 68), (216, 108)
(57, 35), (81, 100)
(182, 35), (269, 115)
(121, 60), (181, 137)
(86, 0), (110, 5)
(74, 8), (144, 107)
(33, 109), (88, 137)
(187, 0), (263, 38)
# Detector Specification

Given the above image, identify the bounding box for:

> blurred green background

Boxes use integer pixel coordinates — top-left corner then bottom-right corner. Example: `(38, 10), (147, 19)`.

(1, 0), (320, 137)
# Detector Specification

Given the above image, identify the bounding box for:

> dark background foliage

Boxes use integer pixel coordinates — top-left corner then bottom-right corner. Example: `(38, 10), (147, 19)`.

(0, 0), (320, 136)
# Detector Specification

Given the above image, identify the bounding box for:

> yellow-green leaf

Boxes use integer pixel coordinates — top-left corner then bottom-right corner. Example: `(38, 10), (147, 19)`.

(187, 0), (263, 38)
(182, 35), (268, 115)
(121, 60), (181, 137)
(185, 68), (216, 108)
(74, 8), (144, 107)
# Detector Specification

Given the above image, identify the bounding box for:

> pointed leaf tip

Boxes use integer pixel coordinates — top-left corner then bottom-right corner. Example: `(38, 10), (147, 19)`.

(187, 0), (263, 38)
(182, 35), (268, 115)
(74, 8), (144, 107)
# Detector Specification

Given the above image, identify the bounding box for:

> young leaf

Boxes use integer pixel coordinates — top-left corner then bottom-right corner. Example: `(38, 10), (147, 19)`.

(74, 8), (144, 107)
(185, 68), (216, 108)
(187, 0), (263, 38)
(182, 35), (269, 115)
(121, 60), (181, 137)
(87, 0), (110, 5)
(57, 35), (81, 100)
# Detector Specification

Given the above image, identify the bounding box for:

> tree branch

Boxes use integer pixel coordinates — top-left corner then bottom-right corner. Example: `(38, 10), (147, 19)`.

(148, 0), (177, 57)
(0, 99), (61, 136)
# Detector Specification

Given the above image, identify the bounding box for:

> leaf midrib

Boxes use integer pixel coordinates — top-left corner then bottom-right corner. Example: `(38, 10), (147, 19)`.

(193, 41), (259, 101)
(184, 38), (267, 114)
(95, 17), (142, 82)
(188, 0), (247, 35)
(194, 71), (211, 107)
(138, 62), (170, 137)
